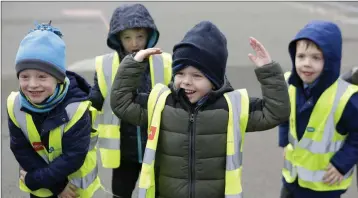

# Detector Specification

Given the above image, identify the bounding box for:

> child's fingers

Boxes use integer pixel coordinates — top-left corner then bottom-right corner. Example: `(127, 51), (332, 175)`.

(248, 53), (256, 64)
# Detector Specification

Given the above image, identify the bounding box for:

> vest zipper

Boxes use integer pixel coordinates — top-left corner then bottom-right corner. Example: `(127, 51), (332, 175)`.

(188, 113), (195, 198)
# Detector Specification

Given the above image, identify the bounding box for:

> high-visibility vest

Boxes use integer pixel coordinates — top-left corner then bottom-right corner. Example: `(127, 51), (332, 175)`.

(7, 92), (101, 198)
(282, 72), (358, 191)
(94, 51), (172, 168)
(137, 83), (249, 198)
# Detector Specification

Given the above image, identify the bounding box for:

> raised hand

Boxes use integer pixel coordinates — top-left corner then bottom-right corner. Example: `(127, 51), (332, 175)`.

(134, 48), (163, 62)
(248, 37), (272, 67)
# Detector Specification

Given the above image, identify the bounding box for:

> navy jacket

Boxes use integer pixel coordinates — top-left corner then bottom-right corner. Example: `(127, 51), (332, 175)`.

(9, 71), (92, 195)
(278, 21), (358, 198)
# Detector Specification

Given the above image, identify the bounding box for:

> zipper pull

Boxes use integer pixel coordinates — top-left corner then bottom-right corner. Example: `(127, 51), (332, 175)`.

(189, 114), (194, 122)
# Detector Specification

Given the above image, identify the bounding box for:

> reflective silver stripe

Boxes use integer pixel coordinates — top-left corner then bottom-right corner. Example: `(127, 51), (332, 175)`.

(100, 53), (121, 126)
(225, 91), (243, 171)
(13, 95), (28, 140)
(98, 138), (120, 150)
(225, 193), (243, 198)
(284, 159), (354, 182)
(138, 188), (147, 198)
(89, 135), (99, 150)
(283, 159), (297, 178)
(70, 164), (99, 189)
(142, 148), (156, 165)
(151, 54), (165, 84)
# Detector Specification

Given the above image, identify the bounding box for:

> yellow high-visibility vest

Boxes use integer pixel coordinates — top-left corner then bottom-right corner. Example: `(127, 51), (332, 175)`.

(282, 72), (358, 191)
(7, 92), (101, 198)
(94, 51), (172, 168)
(96, 52), (172, 168)
(138, 83), (249, 198)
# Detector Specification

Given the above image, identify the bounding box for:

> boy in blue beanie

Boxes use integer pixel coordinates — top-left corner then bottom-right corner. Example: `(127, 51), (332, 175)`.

(279, 20), (358, 198)
(7, 22), (100, 198)
(110, 20), (290, 197)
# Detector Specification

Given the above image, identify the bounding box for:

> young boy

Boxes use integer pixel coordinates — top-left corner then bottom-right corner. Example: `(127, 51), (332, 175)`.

(8, 23), (100, 198)
(279, 20), (358, 198)
(110, 21), (290, 198)
(89, 3), (172, 198)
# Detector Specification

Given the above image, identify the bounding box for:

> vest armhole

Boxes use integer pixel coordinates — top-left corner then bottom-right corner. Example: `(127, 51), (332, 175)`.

(64, 101), (91, 132)
(7, 92), (20, 128)
(334, 85), (358, 123)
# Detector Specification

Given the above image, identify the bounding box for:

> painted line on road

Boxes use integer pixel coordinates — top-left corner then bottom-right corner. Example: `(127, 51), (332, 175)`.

(62, 9), (109, 30)
(285, 2), (358, 25)
(68, 57), (96, 72)
(321, 2), (358, 13)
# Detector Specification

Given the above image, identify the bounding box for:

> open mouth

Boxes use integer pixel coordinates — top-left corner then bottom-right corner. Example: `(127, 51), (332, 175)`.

(29, 91), (44, 96)
(302, 71), (314, 76)
(185, 89), (196, 95)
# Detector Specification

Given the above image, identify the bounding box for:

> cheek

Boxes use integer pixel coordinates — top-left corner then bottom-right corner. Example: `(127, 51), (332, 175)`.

(173, 77), (180, 88)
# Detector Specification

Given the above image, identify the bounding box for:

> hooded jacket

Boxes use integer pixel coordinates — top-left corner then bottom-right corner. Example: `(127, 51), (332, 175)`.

(279, 21), (358, 198)
(89, 3), (160, 163)
(9, 71), (92, 195)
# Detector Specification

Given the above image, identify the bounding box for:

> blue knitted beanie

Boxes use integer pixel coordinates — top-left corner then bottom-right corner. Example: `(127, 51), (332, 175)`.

(15, 22), (66, 82)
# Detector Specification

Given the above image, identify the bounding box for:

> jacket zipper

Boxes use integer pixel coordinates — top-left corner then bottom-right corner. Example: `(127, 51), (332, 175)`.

(188, 113), (195, 198)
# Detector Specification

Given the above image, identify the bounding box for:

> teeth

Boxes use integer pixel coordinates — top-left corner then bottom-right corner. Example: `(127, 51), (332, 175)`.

(185, 90), (195, 94)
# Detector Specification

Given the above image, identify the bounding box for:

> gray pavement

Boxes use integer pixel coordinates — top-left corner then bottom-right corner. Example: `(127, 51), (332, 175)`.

(1, 2), (358, 198)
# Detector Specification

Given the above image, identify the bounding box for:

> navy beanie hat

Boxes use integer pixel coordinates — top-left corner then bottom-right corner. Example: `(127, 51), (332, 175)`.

(172, 21), (228, 89)
(15, 22), (66, 82)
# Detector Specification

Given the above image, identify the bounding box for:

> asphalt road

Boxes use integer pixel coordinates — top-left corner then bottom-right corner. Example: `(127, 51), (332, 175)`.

(1, 2), (358, 198)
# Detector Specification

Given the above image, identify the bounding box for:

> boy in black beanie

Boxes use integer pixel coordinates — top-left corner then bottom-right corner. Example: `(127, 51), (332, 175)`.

(110, 21), (290, 197)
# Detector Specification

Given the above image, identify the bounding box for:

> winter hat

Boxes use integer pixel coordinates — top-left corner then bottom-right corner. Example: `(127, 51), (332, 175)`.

(172, 21), (228, 89)
(15, 21), (66, 82)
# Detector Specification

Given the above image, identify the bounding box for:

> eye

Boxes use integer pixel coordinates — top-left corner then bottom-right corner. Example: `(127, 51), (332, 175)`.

(19, 75), (28, 79)
(313, 56), (322, 61)
(296, 54), (305, 59)
(38, 75), (48, 79)
(193, 74), (202, 78)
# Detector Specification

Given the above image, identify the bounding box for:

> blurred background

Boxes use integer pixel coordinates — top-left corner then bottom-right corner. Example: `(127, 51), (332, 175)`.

(2, 1), (358, 197)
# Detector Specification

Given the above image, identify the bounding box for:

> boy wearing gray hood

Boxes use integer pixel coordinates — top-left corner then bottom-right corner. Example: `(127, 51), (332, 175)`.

(89, 4), (172, 198)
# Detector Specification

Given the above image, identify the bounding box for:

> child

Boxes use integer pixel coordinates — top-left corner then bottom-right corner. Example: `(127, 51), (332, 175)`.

(279, 21), (358, 198)
(110, 21), (290, 198)
(89, 3), (172, 198)
(7, 23), (100, 198)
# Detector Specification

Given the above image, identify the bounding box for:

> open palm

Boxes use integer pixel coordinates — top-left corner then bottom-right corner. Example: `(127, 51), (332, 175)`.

(248, 37), (272, 67)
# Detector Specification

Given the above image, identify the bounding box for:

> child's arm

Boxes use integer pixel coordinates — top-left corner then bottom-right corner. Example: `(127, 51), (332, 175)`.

(341, 67), (358, 85)
(244, 37), (290, 132)
(24, 111), (91, 191)
(329, 93), (358, 175)
(110, 49), (161, 126)
(89, 72), (105, 111)
(278, 121), (289, 148)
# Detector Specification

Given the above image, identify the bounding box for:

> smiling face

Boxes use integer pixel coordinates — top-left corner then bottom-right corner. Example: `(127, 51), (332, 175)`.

(118, 28), (149, 54)
(174, 66), (213, 103)
(19, 69), (58, 104)
(295, 39), (324, 84)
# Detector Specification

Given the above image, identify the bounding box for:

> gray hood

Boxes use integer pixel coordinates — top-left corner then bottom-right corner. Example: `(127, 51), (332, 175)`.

(107, 3), (160, 54)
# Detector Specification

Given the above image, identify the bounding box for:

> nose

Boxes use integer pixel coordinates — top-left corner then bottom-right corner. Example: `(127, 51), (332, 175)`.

(182, 75), (192, 86)
(131, 39), (138, 48)
(302, 57), (311, 68)
(28, 77), (39, 88)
